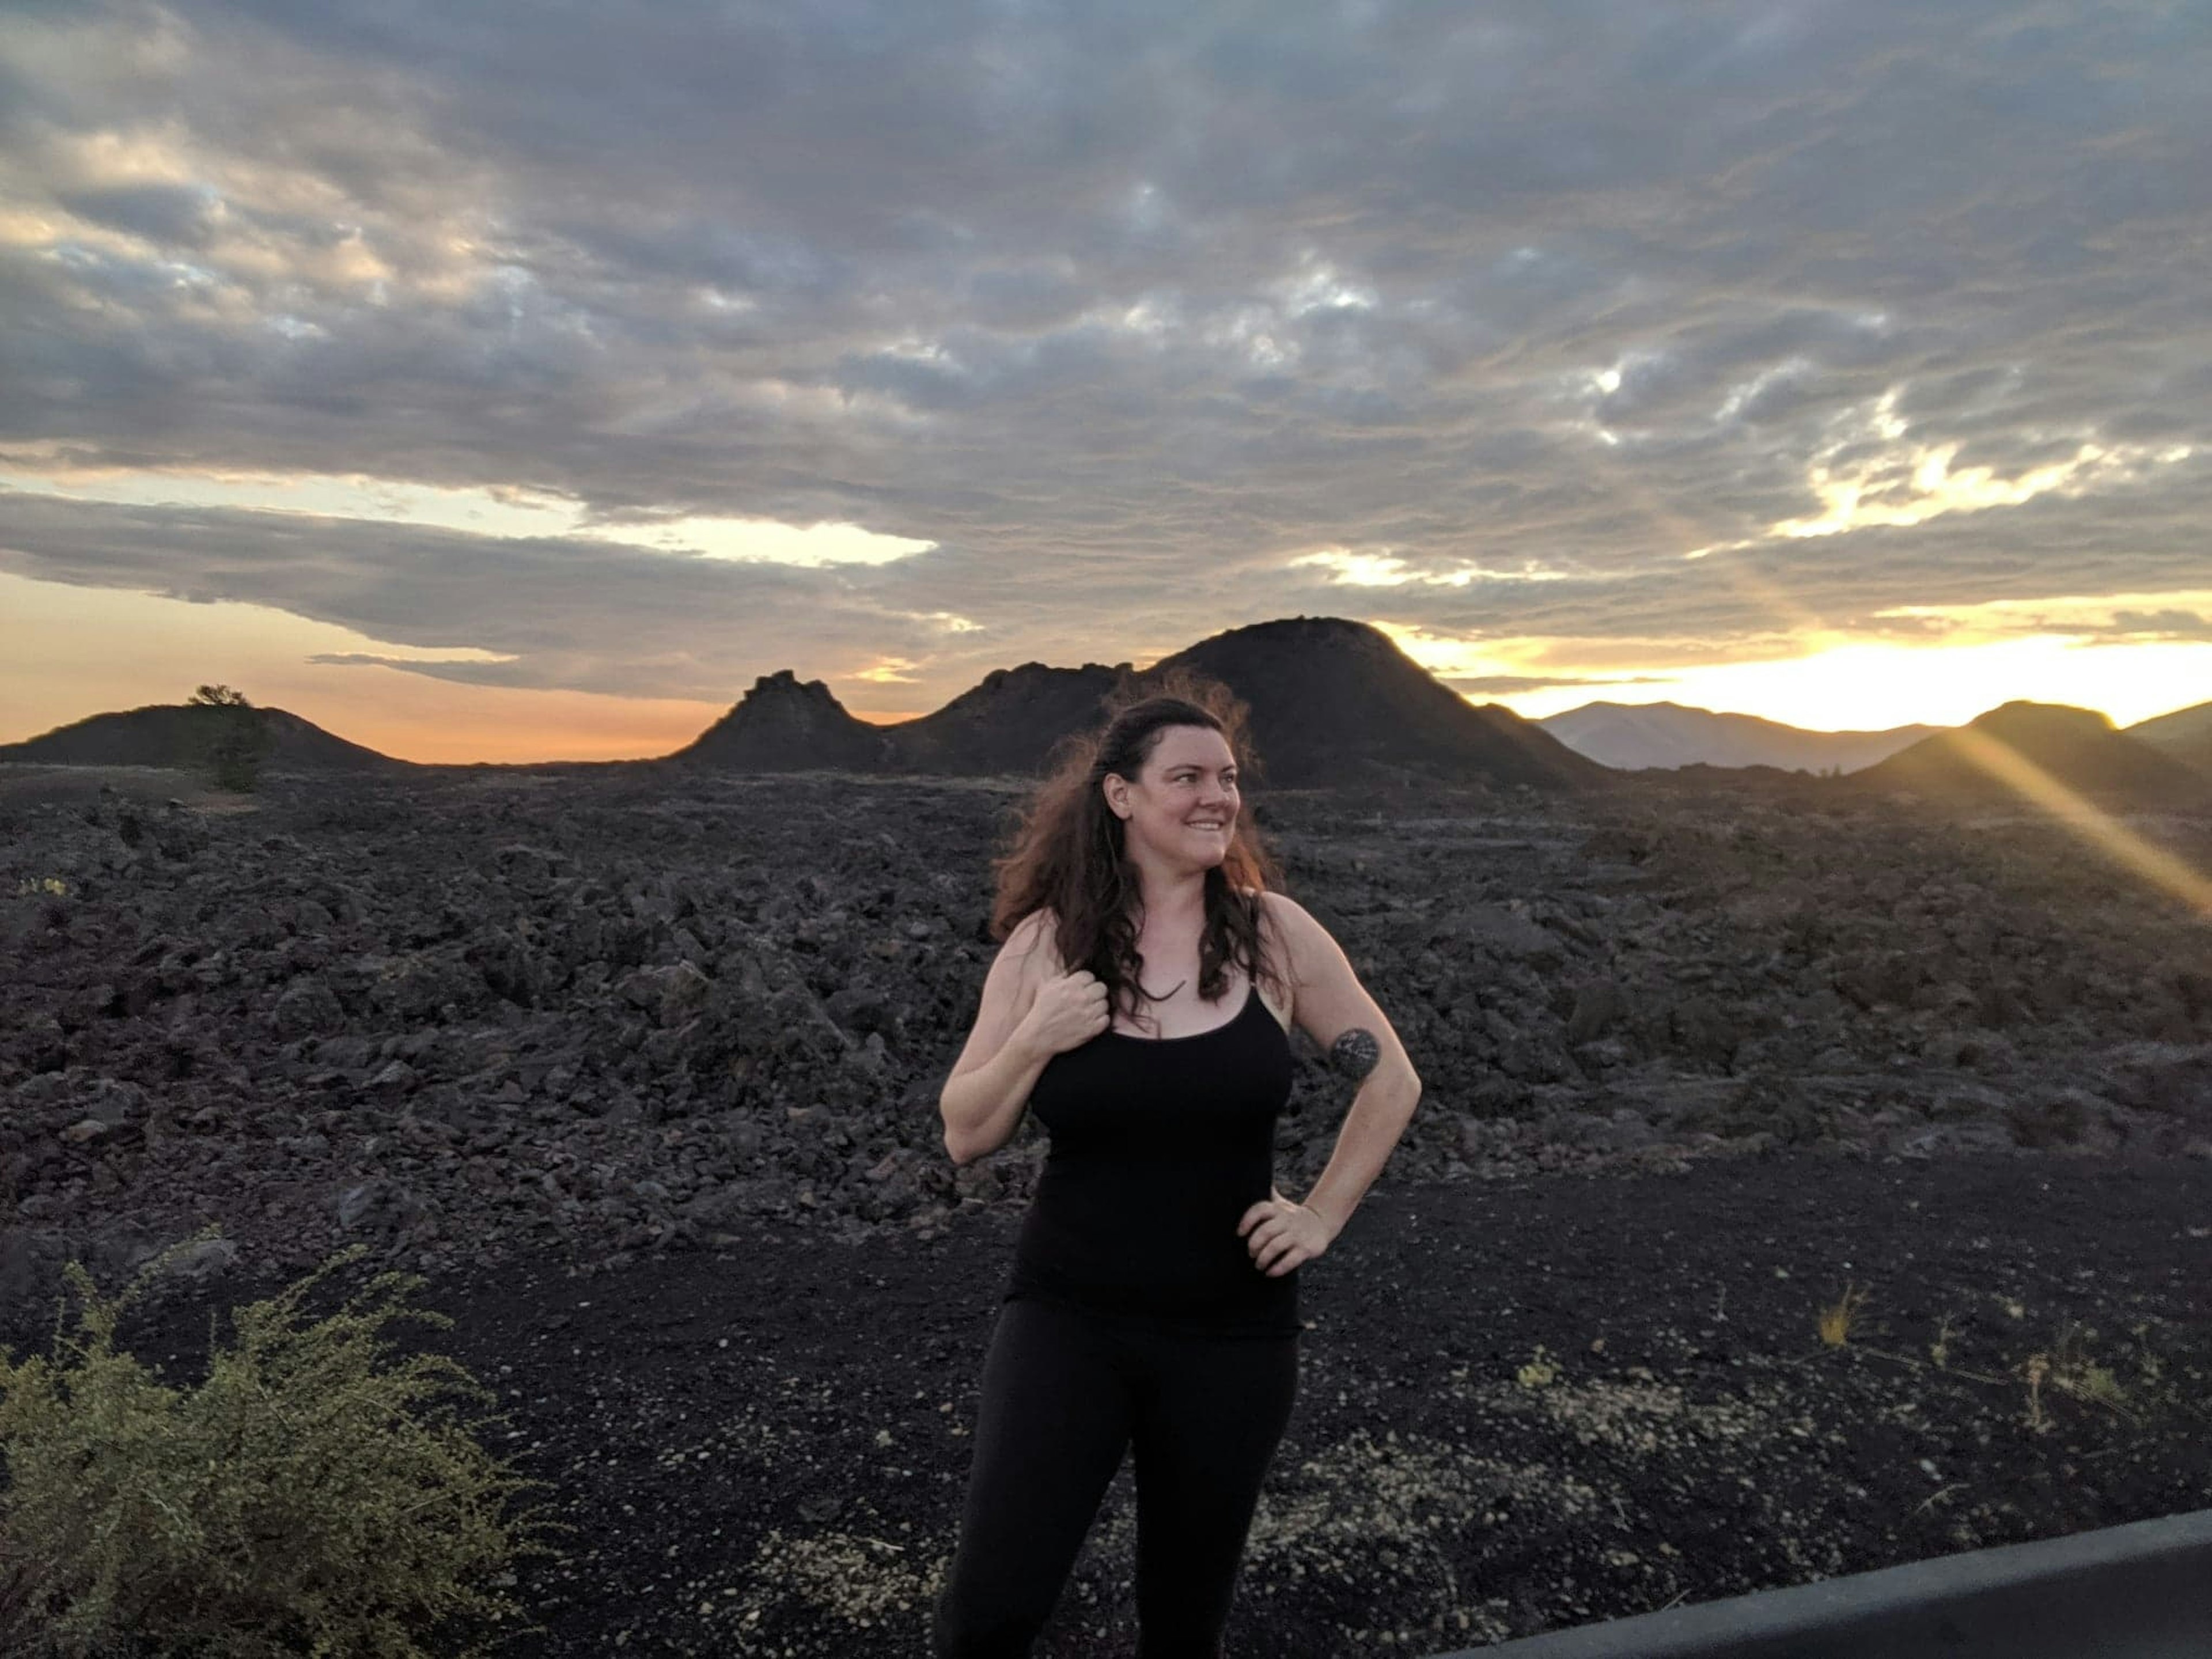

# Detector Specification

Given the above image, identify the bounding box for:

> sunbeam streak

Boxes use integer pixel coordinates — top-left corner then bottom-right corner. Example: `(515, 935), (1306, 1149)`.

(1947, 726), (2212, 920)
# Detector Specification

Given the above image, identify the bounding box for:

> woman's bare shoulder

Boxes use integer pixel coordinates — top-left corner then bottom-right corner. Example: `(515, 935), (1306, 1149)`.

(1246, 889), (1304, 979)
(1007, 906), (1067, 975)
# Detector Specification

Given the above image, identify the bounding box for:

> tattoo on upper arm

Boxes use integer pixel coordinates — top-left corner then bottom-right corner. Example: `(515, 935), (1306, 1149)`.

(1330, 1027), (1381, 1079)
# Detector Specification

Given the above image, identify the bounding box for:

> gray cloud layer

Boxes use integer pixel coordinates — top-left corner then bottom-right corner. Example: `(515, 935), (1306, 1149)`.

(3, 0), (2207, 699)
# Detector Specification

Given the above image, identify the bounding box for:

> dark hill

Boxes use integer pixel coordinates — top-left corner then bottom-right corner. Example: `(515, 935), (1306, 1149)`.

(1854, 700), (2206, 808)
(2129, 700), (2212, 776)
(666, 670), (895, 771)
(1149, 616), (1611, 791)
(672, 617), (1609, 792)
(876, 660), (1135, 775)
(0, 703), (404, 773)
(671, 661), (1139, 775)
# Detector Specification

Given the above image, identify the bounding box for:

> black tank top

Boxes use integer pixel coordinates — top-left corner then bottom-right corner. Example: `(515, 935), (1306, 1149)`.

(1002, 978), (1301, 1339)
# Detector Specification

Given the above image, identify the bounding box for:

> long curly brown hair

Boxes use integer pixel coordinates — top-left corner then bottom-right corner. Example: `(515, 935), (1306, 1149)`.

(987, 665), (1291, 1035)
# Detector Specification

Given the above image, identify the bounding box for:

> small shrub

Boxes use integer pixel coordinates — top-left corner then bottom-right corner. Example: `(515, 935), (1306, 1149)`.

(0, 1229), (569, 1658)
(2041, 1324), (2134, 1420)
(1929, 1313), (1955, 1370)
(185, 685), (274, 794)
(1514, 1346), (1558, 1389)
(1817, 1282), (1869, 1347)
(2127, 1321), (2168, 1393)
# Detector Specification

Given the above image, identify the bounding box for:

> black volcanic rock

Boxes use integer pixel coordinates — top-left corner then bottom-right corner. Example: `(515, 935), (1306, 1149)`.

(880, 660), (1133, 775)
(2130, 699), (2212, 776)
(5, 763), (2209, 1313)
(0, 703), (403, 773)
(669, 669), (893, 771)
(1149, 616), (1610, 791)
(1855, 700), (2206, 807)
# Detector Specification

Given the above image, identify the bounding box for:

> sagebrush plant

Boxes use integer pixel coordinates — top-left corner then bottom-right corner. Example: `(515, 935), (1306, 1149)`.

(0, 1228), (571, 1658)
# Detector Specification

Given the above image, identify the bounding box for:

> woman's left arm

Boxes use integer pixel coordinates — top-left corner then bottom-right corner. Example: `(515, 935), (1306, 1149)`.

(1239, 892), (1423, 1274)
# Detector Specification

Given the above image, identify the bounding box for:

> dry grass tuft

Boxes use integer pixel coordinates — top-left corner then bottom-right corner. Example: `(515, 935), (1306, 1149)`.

(1816, 1283), (1870, 1347)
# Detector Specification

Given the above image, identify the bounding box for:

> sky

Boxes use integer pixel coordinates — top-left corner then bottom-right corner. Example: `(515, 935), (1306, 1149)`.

(2, 0), (2209, 764)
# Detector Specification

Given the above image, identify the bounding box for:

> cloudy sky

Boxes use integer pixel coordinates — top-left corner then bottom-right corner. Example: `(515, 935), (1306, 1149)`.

(3, 0), (2208, 762)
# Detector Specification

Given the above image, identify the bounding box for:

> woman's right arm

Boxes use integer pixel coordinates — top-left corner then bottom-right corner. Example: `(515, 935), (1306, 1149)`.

(940, 911), (1057, 1166)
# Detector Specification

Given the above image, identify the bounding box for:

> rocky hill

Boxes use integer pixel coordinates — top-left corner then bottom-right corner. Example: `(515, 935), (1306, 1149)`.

(665, 669), (897, 771)
(672, 616), (1609, 793)
(1854, 700), (2208, 808)
(0, 703), (406, 774)
(882, 659), (1142, 774)
(2130, 700), (2212, 777)
(1542, 701), (1938, 774)
(1147, 616), (1609, 791)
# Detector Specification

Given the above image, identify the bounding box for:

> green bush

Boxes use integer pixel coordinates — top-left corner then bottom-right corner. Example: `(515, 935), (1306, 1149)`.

(0, 1231), (569, 1658)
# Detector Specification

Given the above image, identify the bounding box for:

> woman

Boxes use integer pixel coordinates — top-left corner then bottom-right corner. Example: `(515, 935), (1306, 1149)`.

(931, 672), (1423, 1657)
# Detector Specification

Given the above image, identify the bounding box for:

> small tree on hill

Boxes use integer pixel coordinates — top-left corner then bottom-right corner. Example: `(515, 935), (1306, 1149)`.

(186, 684), (274, 793)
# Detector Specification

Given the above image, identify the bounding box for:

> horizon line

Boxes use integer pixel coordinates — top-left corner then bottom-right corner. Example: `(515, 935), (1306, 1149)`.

(2, 687), (2202, 771)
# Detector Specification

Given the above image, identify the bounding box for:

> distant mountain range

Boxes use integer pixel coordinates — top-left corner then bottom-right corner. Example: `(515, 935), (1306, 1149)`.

(1538, 701), (1940, 773)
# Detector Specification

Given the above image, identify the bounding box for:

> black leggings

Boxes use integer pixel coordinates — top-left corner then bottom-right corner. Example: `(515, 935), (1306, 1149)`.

(932, 1295), (1299, 1658)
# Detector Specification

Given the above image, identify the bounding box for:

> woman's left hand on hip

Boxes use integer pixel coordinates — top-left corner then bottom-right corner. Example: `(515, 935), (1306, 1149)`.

(1238, 1187), (1336, 1277)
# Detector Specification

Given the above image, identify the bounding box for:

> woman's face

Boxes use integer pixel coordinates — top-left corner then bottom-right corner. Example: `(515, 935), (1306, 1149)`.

(1109, 724), (1240, 868)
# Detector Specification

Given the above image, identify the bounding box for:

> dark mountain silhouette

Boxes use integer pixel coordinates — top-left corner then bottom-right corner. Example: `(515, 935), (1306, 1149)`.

(1541, 700), (1939, 774)
(20, 618), (1608, 790)
(1854, 701), (2206, 808)
(873, 660), (1136, 775)
(670, 660), (1150, 775)
(666, 670), (897, 771)
(2128, 700), (2212, 776)
(672, 616), (1608, 791)
(1146, 616), (1608, 790)
(0, 703), (406, 773)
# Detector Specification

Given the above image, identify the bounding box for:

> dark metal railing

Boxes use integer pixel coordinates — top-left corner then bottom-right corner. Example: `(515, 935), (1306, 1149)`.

(1429, 1506), (2212, 1659)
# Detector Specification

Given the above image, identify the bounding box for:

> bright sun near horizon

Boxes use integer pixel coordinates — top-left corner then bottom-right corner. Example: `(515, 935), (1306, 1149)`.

(2, 4), (2209, 763)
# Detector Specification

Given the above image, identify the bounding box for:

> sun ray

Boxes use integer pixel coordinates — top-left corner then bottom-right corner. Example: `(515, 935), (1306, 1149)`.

(1945, 725), (2212, 921)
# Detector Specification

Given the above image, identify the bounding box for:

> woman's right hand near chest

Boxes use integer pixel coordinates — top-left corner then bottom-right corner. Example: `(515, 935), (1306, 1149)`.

(1020, 969), (1111, 1057)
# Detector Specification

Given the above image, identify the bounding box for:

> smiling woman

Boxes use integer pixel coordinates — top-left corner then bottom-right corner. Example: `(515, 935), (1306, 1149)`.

(931, 665), (1421, 1657)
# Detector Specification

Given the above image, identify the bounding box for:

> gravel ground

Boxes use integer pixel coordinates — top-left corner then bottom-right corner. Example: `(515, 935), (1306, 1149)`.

(13, 1148), (2207, 1657)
